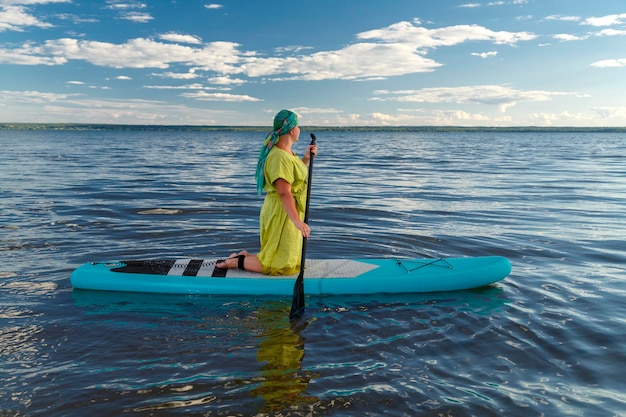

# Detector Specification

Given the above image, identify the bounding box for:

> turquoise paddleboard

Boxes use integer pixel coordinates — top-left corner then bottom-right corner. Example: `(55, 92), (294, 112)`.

(70, 256), (511, 295)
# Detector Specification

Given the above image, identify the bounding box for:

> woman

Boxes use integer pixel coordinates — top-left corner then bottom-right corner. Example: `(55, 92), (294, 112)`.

(216, 109), (318, 275)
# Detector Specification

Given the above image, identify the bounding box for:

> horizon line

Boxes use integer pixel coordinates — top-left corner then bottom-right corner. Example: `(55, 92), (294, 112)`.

(2, 123), (626, 132)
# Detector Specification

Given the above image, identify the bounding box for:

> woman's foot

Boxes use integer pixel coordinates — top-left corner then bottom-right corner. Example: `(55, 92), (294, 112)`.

(216, 251), (264, 273)
(216, 251), (249, 269)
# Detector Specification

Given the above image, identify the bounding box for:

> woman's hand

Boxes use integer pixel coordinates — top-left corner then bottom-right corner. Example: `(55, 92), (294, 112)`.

(302, 144), (318, 165)
(294, 219), (311, 238)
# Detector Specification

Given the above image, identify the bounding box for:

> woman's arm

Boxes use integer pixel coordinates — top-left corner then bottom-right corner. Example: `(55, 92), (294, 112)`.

(274, 178), (310, 238)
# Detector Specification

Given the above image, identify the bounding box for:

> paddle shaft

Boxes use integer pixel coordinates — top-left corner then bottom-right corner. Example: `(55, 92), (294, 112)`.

(289, 133), (316, 320)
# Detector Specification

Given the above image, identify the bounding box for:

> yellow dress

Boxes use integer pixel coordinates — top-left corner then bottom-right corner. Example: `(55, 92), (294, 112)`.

(257, 147), (308, 275)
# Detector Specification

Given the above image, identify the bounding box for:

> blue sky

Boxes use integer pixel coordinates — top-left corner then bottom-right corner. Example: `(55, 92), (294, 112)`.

(1, 0), (625, 126)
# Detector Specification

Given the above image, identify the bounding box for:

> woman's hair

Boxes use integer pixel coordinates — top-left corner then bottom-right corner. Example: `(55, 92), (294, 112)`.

(272, 109), (298, 134)
(255, 110), (298, 194)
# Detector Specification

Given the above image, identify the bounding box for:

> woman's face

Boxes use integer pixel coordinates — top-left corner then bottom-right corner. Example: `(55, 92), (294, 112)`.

(291, 125), (301, 140)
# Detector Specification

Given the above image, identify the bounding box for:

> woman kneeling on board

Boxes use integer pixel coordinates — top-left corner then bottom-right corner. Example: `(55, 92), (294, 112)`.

(216, 109), (318, 275)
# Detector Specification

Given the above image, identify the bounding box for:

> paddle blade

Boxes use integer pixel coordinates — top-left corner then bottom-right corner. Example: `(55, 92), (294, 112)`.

(289, 273), (305, 321)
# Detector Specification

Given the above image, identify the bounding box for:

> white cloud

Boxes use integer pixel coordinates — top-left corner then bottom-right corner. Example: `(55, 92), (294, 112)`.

(206, 76), (246, 85)
(371, 112), (415, 124)
(354, 109), (503, 126)
(553, 33), (587, 41)
(446, 110), (491, 121)
(593, 106), (626, 119)
(0, 44), (67, 64)
(104, 1), (152, 22)
(28, 38), (179, 68)
(144, 83), (207, 89)
(551, 27), (626, 42)
(54, 13), (98, 24)
(545, 15), (581, 22)
(1, 0), (71, 5)
(594, 28), (626, 37)
(582, 13), (626, 27)
(159, 33), (203, 45)
(44, 100), (213, 123)
(486, 1), (528, 6)
(180, 91), (260, 102)
(471, 51), (497, 58)
(0, 5), (53, 31)
(144, 83), (235, 92)
(498, 101), (516, 112)
(0, 89), (76, 103)
(371, 85), (568, 110)
(243, 20), (535, 81)
(247, 43), (442, 81)
(275, 45), (314, 54)
(105, 1), (146, 10)
(292, 106), (343, 116)
(357, 21), (537, 47)
(119, 11), (152, 23)
(0, 19), (537, 82)
(1, 5), (624, 126)
(26, 37), (243, 71)
(0, 89), (242, 124)
(591, 58), (626, 68)
(528, 110), (595, 125)
(153, 70), (200, 79)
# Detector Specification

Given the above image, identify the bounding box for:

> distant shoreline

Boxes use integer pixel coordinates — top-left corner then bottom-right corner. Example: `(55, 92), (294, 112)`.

(1, 123), (626, 133)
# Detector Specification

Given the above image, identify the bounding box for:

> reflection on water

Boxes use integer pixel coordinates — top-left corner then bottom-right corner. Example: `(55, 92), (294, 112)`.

(251, 302), (318, 412)
(70, 287), (509, 414)
(70, 291), (320, 414)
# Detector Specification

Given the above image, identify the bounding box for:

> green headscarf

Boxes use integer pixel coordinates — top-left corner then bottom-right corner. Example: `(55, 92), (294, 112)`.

(255, 110), (298, 195)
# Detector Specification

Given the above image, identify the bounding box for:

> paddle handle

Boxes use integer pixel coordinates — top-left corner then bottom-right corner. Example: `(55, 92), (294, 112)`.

(302, 134), (316, 225)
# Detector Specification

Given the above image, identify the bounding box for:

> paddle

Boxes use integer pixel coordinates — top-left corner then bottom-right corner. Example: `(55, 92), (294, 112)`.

(289, 133), (316, 321)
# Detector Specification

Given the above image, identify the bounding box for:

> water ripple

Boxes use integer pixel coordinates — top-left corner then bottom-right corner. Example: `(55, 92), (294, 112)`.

(1, 130), (626, 416)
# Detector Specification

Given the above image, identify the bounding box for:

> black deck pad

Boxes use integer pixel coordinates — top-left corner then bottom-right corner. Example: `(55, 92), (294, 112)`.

(211, 261), (228, 277)
(111, 260), (177, 275)
(183, 259), (204, 276)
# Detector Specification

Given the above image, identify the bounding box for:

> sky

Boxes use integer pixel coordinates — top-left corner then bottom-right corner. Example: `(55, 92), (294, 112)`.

(1, 0), (626, 127)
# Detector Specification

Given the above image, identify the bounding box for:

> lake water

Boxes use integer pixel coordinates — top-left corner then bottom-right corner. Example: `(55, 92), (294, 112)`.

(1, 129), (625, 416)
